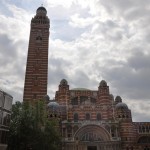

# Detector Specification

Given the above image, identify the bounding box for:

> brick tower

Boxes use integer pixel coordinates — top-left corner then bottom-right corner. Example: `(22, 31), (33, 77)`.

(23, 6), (50, 102)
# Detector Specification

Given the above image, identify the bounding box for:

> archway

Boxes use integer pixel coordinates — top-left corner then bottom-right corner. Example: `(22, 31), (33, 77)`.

(74, 124), (110, 142)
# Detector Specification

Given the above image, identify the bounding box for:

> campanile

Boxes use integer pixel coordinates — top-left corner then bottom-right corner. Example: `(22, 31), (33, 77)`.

(23, 6), (50, 102)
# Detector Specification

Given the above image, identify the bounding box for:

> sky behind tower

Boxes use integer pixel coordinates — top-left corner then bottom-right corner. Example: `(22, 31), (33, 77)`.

(0, 0), (150, 121)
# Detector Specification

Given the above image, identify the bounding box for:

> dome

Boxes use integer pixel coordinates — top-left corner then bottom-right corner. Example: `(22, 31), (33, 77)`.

(99, 80), (107, 87)
(36, 6), (47, 14)
(37, 6), (47, 12)
(43, 95), (50, 101)
(116, 102), (128, 110)
(115, 96), (122, 103)
(71, 88), (91, 91)
(47, 101), (60, 112)
(60, 79), (68, 85)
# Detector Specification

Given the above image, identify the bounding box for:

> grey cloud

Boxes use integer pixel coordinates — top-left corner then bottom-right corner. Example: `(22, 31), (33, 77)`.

(48, 57), (72, 85)
(51, 20), (87, 41)
(99, 0), (150, 19)
(0, 34), (17, 62)
(93, 50), (150, 100)
(128, 50), (150, 70)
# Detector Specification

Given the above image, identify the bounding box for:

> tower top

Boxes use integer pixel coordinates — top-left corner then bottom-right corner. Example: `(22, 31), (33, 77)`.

(36, 6), (47, 15)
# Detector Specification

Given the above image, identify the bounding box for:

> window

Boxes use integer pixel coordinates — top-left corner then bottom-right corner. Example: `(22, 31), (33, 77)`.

(0, 92), (4, 107)
(74, 113), (78, 122)
(36, 36), (42, 41)
(0, 130), (8, 144)
(73, 126), (79, 133)
(97, 113), (101, 121)
(85, 113), (90, 120)
(71, 97), (78, 105)
(142, 126), (145, 132)
(80, 96), (88, 104)
(81, 132), (102, 141)
(67, 126), (72, 138)
(63, 128), (66, 137)
(146, 126), (149, 132)
(91, 97), (96, 103)
(0, 111), (3, 124)
(3, 112), (11, 126)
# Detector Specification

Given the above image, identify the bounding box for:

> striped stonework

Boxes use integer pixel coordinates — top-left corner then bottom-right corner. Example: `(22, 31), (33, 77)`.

(23, 6), (50, 102)
(54, 79), (150, 150)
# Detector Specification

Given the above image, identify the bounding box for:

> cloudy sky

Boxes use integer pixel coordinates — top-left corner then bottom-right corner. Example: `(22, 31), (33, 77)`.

(0, 0), (150, 121)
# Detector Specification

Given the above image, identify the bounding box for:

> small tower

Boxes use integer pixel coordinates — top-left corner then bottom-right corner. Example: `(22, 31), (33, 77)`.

(55, 79), (70, 105)
(98, 80), (111, 105)
(23, 6), (50, 102)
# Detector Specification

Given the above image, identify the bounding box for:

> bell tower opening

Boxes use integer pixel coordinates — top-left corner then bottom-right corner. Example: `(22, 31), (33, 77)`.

(87, 146), (97, 150)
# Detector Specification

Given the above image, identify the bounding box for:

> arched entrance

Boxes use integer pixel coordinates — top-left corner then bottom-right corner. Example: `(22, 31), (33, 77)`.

(74, 125), (111, 150)
(74, 124), (110, 142)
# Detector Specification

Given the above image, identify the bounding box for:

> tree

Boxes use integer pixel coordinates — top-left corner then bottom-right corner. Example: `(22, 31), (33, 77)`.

(7, 101), (61, 150)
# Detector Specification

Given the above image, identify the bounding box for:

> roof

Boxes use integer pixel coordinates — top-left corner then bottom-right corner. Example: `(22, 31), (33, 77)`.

(115, 102), (128, 110)
(70, 88), (91, 91)
(37, 6), (47, 12)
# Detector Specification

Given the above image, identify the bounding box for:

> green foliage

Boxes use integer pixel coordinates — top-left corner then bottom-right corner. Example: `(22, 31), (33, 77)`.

(7, 101), (61, 150)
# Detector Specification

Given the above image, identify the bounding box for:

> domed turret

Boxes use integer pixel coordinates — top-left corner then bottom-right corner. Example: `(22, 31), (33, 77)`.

(115, 102), (132, 120)
(60, 79), (68, 85)
(47, 101), (60, 113)
(99, 80), (107, 87)
(43, 95), (50, 101)
(116, 102), (128, 110)
(36, 6), (47, 15)
(115, 96), (122, 104)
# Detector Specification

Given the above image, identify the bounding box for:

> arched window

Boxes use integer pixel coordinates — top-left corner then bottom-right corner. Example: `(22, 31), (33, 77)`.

(97, 113), (101, 121)
(111, 126), (116, 137)
(85, 113), (90, 120)
(139, 126), (142, 133)
(146, 126), (149, 132)
(67, 126), (72, 132)
(74, 113), (78, 122)
(36, 36), (42, 41)
(142, 126), (145, 132)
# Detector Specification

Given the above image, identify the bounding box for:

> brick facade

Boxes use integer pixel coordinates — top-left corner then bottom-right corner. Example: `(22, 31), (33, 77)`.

(23, 6), (50, 102)
(53, 79), (150, 150)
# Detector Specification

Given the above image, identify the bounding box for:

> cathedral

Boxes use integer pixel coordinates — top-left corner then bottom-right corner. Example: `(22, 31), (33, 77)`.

(23, 6), (150, 150)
